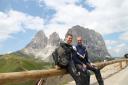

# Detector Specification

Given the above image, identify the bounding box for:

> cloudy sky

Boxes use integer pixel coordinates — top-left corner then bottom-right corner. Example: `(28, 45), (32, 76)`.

(0, 0), (128, 57)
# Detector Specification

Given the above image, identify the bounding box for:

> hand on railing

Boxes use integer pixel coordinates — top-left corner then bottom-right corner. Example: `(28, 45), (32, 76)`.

(54, 65), (61, 69)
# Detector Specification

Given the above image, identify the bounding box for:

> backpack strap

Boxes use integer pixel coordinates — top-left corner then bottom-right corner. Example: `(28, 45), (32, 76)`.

(52, 48), (59, 65)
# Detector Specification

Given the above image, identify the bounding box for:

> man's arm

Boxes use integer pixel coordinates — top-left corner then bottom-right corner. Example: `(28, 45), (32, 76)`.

(84, 50), (90, 64)
(85, 50), (97, 68)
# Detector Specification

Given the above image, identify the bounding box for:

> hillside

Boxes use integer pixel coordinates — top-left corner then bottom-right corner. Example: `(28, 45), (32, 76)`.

(0, 52), (53, 85)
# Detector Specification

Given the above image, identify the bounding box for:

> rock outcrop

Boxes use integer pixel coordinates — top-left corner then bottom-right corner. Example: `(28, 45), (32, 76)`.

(48, 32), (60, 46)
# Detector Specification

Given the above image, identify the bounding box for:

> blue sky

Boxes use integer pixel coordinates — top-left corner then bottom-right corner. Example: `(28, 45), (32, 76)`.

(0, 0), (128, 57)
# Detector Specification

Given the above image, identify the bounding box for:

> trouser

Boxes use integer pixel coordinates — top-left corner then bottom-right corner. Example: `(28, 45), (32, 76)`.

(76, 64), (90, 85)
(87, 65), (104, 85)
(67, 61), (90, 85)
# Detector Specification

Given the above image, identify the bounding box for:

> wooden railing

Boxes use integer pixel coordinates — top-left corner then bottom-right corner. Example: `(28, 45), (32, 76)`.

(0, 59), (128, 84)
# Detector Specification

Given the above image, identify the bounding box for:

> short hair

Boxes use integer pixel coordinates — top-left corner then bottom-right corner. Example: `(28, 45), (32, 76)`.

(66, 34), (73, 38)
(77, 36), (83, 40)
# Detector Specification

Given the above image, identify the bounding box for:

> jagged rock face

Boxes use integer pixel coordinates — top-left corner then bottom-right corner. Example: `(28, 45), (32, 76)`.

(22, 30), (48, 55)
(22, 31), (61, 62)
(66, 25), (110, 61)
(48, 32), (60, 46)
(25, 30), (48, 50)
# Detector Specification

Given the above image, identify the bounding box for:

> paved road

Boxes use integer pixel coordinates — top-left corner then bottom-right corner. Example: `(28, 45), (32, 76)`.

(65, 67), (128, 85)
(104, 67), (128, 85)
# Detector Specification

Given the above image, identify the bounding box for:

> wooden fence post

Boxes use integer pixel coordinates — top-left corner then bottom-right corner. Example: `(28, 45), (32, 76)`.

(126, 60), (128, 66)
(119, 62), (122, 69)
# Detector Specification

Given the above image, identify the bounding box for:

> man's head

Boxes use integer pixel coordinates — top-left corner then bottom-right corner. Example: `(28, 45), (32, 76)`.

(65, 34), (73, 45)
(77, 36), (83, 45)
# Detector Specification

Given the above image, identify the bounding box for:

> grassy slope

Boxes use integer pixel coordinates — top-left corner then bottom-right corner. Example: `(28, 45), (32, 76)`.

(0, 52), (53, 85)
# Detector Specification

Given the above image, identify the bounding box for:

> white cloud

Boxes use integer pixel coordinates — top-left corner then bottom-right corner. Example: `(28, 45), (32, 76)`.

(44, 4), (90, 38)
(42, 0), (76, 10)
(42, 0), (128, 35)
(109, 43), (128, 57)
(119, 32), (128, 41)
(105, 40), (120, 48)
(45, 23), (69, 39)
(0, 10), (44, 42)
(105, 40), (128, 57)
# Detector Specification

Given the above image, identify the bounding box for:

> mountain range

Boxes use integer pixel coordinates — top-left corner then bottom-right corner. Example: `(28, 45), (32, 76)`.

(21, 25), (111, 62)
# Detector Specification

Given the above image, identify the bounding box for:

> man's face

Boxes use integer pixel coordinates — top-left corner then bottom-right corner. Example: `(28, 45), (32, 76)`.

(77, 37), (83, 45)
(66, 35), (72, 45)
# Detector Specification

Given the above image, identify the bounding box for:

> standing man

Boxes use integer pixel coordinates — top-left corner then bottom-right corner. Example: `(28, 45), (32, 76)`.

(74, 36), (104, 85)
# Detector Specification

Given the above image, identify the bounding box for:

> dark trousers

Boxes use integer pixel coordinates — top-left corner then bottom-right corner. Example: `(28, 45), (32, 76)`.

(76, 64), (90, 85)
(67, 61), (90, 85)
(87, 65), (104, 85)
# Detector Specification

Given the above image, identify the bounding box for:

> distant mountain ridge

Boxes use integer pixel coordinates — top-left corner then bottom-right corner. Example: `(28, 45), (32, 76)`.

(21, 25), (111, 62)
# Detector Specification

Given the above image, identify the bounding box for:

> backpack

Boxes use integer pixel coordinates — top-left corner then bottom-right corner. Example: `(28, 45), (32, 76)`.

(52, 43), (72, 67)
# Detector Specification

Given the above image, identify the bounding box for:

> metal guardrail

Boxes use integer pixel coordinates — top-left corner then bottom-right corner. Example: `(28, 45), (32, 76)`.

(0, 59), (128, 84)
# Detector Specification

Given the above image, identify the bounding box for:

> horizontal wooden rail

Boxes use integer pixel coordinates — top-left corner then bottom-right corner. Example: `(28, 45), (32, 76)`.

(0, 69), (67, 84)
(0, 59), (127, 84)
(95, 59), (128, 69)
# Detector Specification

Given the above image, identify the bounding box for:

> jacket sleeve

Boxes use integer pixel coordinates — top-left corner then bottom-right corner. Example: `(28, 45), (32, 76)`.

(84, 50), (90, 64)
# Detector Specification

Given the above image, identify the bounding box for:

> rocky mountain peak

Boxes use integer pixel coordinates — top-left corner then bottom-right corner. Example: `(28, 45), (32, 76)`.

(48, 32), (60, 46)
(36, 30), (46, 37)
(72, 25), (85, 29)
(25, 30), (48, 50)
